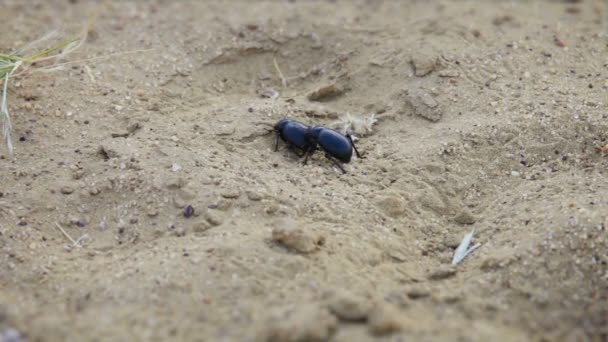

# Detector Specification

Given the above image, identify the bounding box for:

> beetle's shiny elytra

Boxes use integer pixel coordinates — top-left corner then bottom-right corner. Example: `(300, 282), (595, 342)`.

(303, 126), (362, 173)
(274, 119), (312, 156)
(305, 127), (354, 163)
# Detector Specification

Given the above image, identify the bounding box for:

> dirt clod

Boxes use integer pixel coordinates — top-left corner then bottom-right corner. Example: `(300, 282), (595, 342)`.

(427, 266), (457, 280)
(326, 289), (373, 322)
(271, 219), (324, 253)
(454, 210), (476, 225)
(405, 89), (443, 122)
(263, 305), (338, 342)
(411, 52), (438, 77)
(204, 210), (225, 226)
(375, 195), (407, 218)
(367, 304), (404, 336)
(307, 83), (344, 102)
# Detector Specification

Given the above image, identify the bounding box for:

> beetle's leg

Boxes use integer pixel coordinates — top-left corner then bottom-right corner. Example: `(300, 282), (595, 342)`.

(326, 153), (346, 174)
(293, 147), (306, 158)
(346, 134), (363, 159)
(274, 132), (280, 152)
(286, 144), (306, 158)
(303, 147), (311, 165)
(303, 145), (316, 165)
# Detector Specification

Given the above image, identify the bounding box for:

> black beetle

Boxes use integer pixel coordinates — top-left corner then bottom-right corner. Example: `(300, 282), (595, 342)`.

(274, 119), (312, 157)
(273, 119), (363, 173)
(303, 126), (363, 173)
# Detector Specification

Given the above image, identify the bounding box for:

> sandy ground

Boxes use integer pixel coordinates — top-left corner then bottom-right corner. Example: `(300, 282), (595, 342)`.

(1, 0), (608, 341)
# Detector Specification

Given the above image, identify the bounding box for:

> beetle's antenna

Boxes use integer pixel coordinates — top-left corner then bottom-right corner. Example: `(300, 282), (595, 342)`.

(326, 154), (346, 174)
(346, 134), (363, 159)
(274, 132), (280, 151)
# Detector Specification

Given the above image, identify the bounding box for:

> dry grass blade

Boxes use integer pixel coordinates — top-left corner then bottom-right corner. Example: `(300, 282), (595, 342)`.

(0, 37), (80, 154)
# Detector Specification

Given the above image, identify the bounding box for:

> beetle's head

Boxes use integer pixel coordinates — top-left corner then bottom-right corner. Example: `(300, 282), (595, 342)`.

(274, 119), (291, 132)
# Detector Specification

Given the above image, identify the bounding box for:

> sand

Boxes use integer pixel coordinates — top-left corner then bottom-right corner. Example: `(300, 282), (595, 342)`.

(1, 0), (607, 341)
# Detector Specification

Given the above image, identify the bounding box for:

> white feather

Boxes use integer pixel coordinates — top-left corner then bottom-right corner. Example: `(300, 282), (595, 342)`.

(452, 230), (481, 265)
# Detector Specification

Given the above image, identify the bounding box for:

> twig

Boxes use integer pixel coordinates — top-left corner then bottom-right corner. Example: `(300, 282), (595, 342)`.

(28, 48), (155, 76)
(72, 233), (89, 248)
(54, 222), (77, 245)
(84, 65), (96, 83)
(273, 57), (287, 88)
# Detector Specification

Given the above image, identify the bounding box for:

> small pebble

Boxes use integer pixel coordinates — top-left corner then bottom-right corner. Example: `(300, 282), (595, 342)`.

(192, 220), (211, 233)
(221, 189), (240, 199)
(60, 186), (74, 195)
(183, 205), (194, 218)
(326, 289), (372, 322)
(406, 286), (431, 299)
(246, 191), (263, 201)
(215, 199), (233, 211)
(205, 209), (225, 226)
